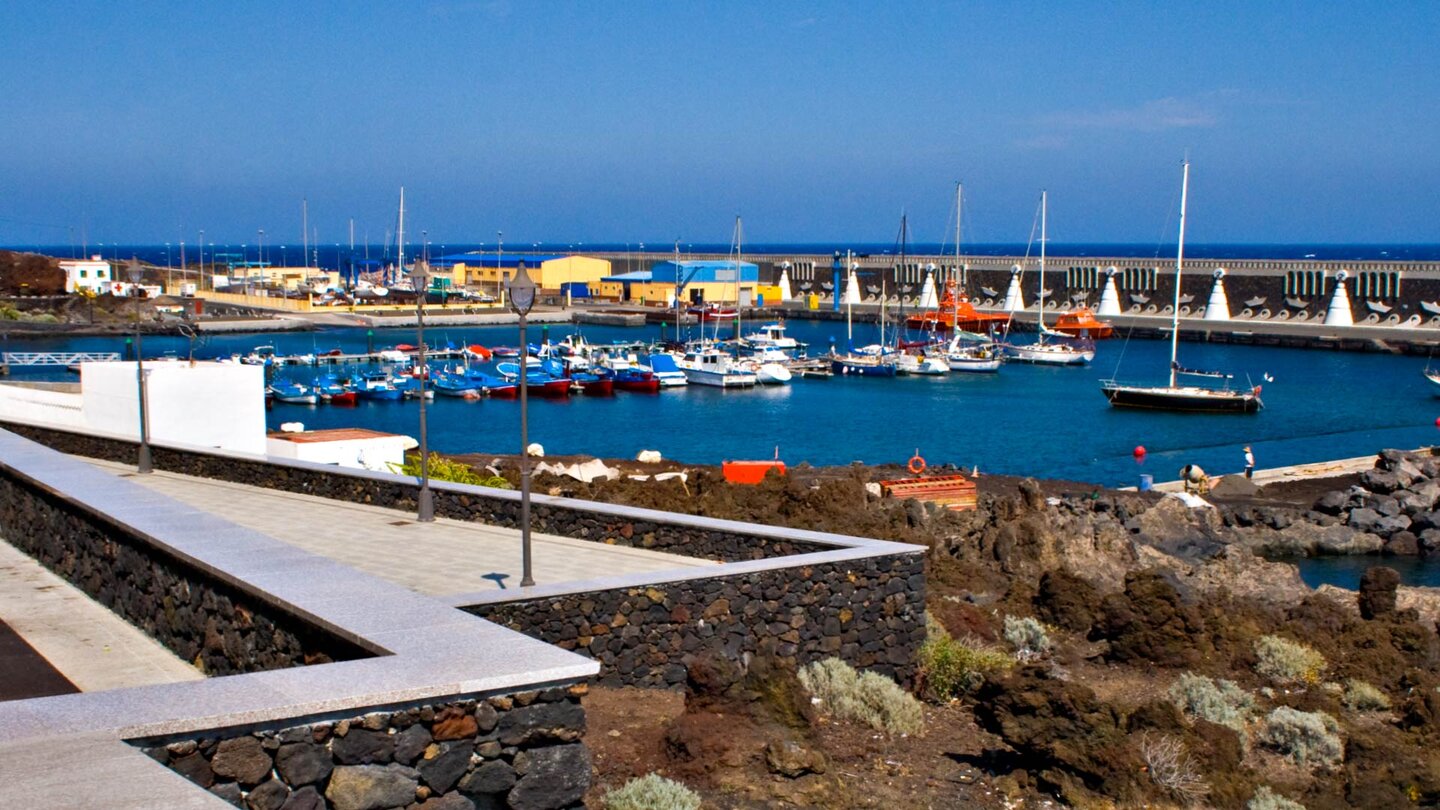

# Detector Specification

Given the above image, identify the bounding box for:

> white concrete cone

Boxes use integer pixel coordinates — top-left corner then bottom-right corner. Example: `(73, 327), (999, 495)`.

(842, 269), (862, 306)
(777, 268), (792, 302)
(1324, 270), (1353, 326)
(917, 270), (939, 309)
(1096, 267), (1122, 316)
(1002, 266), (1026, 312)
(1203, 268), (1231, 321)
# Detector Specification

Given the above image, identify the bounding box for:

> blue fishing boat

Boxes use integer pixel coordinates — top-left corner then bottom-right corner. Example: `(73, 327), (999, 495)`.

(268, 380), (319, 405)
(313, 375), (358, 405)
(497, 362), (574, 397)
(355, 372), (404, 401)
(431, 370), (482, 399)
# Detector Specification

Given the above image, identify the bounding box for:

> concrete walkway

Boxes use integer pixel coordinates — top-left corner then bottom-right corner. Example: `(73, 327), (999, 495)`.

(86, 460), (718, 598)
(1146, 453), (1381, 493)
(0, 540), (204, 693)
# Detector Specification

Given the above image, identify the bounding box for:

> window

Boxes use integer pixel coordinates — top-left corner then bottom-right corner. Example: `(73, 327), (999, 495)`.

(78, 270), (87, 278)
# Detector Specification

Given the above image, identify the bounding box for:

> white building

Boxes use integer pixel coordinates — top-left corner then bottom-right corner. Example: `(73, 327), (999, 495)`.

(267, 428), (413, 473)
(58, 256), (112, 294)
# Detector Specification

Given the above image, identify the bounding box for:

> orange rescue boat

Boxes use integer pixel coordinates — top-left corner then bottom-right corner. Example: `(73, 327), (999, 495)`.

(905, 280), (1012, 333)
(1050, 306), (1114, 339)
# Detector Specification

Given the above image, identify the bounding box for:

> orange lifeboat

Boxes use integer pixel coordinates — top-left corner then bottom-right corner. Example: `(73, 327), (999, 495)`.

(1050, 306), (1114, 339)
(905, 280), (1012, 333)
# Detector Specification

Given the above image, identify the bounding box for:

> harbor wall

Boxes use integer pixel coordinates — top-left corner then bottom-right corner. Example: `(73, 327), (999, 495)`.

(135, 689), (592, 810)
(0, 454), (371, 675)
(0, 422), (929, 687)
(467, 552), (925, 688)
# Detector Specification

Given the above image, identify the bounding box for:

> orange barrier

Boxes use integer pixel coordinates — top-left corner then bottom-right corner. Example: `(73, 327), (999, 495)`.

(722, 460), (787, 485)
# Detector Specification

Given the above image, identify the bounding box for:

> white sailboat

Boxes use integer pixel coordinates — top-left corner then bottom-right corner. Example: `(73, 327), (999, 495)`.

(1100, 161), (1263, 413)
(1006, 191), (1095, 366)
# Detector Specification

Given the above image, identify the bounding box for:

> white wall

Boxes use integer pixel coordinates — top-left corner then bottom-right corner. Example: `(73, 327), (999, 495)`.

(266, 434), (409, 472)
(0, 384), (87, 430)
(81, 361), (267, 455)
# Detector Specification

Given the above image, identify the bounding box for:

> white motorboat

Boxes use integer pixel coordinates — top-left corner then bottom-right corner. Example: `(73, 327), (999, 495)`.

(741, 322), (799, 350)
(1008, 341), (1094, 365)
(644, 353), (690, 387)
(676, 347), (757, 387)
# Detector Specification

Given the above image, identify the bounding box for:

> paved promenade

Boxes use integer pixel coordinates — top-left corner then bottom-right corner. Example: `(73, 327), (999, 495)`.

(86, 460), (718, 597)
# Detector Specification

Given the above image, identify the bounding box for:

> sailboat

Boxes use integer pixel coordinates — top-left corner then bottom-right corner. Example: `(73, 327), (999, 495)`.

(830, 248), (899, 377)
(906, 182), (1012, 335)
(1100, 161), (1263, 413)
(1006, 191), (1095, 366)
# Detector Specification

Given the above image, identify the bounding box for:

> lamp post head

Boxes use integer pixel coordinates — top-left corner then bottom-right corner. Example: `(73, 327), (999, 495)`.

(126, 259), (144, 285)
(507, 261), (537, 316)
(412, 259), (430, 291)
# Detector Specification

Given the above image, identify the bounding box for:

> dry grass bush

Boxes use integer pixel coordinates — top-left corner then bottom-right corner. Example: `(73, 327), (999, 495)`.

(1342, 678), (1391, 712)
(798, 657), (924, 736)
(1253, 635), (1327, 686)
(1256, 706), (1343, 767)
(1169, 672), (1256, 735)
(1139, 732), (1210, 805)
(1003, 615), (1053, 662)
(603, 773), (702, 810)
(917, 634), (1013, 702)
(1247, 784), (1306, 810)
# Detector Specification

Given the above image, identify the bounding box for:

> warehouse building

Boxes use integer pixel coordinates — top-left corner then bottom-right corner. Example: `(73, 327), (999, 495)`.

(596, 259), (765, 305)
(432, 253), (611, 296)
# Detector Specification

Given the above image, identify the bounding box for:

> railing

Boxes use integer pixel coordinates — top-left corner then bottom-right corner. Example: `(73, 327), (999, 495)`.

(2, 351), (121, 366)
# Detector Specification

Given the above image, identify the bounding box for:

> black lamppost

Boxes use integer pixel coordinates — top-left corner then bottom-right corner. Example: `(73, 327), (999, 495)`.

(506, 261), (537, 587)
(127, 260), (152, 474)
(414, 260), (434, 522)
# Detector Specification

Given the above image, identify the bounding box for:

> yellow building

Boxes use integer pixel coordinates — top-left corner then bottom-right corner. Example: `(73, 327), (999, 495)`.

(229, 266), (341, 292)
(436, 253), (611, 293)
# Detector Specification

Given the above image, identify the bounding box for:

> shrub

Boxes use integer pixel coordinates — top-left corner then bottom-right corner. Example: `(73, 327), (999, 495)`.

(1342, 678), (1391, 712)
(1256, 707), (1343, 767)
(1003, 616), (1052, 662)
(1248, 784), (1306, 810)
(604, 773), (701, 810)
(798, 657), (924, 736)
(1253, 635), (1327, 686)
(1169, 672), (1256, 734)
(925, 610), (950, 642)
(917, 635), (1012, 701)
(1139, 733), (1210, 804)
(391, 453), (513, 489)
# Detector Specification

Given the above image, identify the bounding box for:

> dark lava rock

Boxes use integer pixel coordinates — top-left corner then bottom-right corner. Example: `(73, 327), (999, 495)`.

(495, 702), (586, 746)
(1359, 567), (1401, 619)
(1376, 514), (1414, 537)
(508, 744), (591, 810)
(1034, 569), (1099, 634)
(170, 751), (215, 788)
(417, 741), (473, 795)
(1422, 529), (1440, 554)
(407, 794), (476, 810)
(392, 725), (432, 766)
(1385, 532), (1421, 556)
(1363, 468), (1404, 494)
(211, 737), (274, 787)
(1350, 507), (1385, 534)
(332, 728), (394, 766)
(1375, 497), (1404, 518)
(1314, 490), (1349, 515)
(325, 764), (420, 810)
(279, 786), (325, 810)
(458, 759), (516, 795)
(275, 743), (332, 786)
(765, 739), (827, 777)
(1092, 570), (1205, 668)
(246, 779), (291, 810)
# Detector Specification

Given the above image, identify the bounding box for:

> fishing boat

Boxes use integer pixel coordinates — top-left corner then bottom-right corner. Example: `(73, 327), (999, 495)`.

(1005, 191), (1095, 366)
(593, 353), (663, 392)
(496, 362), (573, 397)
(676, 346), (758, 387)
(687, 302), (739, 322)
(464, 370), (518, 398)
(268, 380), (318, 405)
(1051, 307), (1114, 339)
(431, 369), (482, 399)
(354, 372), (404, 401)
(644, 353), (689, 387)
(542, 358), (614, 396)
(905, 183), (1012, 334)
(1100, 161), (1263, 413)
(314, 375), (358, 405)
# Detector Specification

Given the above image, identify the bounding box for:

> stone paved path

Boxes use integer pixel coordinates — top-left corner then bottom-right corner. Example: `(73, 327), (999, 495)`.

(86, 460), (717, 598)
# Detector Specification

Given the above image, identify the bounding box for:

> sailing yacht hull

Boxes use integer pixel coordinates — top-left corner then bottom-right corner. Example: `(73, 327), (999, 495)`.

(1102, 384), (1262, 413)
(1007, 344), (1094, 365)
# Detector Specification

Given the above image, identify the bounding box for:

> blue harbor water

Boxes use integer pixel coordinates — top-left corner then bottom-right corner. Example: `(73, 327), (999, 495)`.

(6, 319), (1438, 491)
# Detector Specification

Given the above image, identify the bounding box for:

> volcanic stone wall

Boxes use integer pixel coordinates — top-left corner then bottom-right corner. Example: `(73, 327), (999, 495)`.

(0, 422), (833, 562)
(136, 687), (591, 810)
(0, 463), (370, 675)
(468, 552), (926, 688)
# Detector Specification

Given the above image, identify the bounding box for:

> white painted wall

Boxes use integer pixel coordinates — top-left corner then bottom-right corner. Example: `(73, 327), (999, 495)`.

(58, 258), (112, 294)
(266, 433), (410, 472)
(80, 361), (267, 455)
(0, 384), (87, 430)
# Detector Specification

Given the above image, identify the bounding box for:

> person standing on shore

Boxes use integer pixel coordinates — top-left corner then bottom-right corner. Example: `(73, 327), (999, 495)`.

(1244, 445), (1255, 479)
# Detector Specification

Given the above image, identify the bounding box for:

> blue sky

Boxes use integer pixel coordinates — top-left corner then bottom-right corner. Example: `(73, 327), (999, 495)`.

(1, 2), (1436, 247)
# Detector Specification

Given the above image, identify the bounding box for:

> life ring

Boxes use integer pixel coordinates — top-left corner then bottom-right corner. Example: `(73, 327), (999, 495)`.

(908, 453), (927, 475)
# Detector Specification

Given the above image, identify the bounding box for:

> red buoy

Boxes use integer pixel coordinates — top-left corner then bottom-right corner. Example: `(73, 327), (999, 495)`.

(1133, 445), (1147, 458)
(1434, 417), (1440, 427)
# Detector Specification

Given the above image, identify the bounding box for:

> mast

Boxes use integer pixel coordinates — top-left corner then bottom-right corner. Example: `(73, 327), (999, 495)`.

(733, 215), (742, 343)
(846, 249), (854, 349)
(954, 182), (962, 332)
(1038, 190), (1047, 340)
(674, 240), (682, 344)
(302, 198), (309, 269)
(397, 187), (405, 288)
(1169, 161), (1189, 389)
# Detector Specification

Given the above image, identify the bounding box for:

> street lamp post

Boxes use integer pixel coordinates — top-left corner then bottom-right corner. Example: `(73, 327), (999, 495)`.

(127, 260), (152, 474)
(414, 260), (434, 522)
(506, 261), (537, 587)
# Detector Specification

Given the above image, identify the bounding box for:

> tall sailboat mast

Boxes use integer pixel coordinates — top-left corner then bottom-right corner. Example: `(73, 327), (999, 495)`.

(1169, 162), (1189, 389)
(954, 182), (963, 327)
(302, 198), (309, 269)
(397, 188), (405, 286)
(1038, 190), (1047, 337)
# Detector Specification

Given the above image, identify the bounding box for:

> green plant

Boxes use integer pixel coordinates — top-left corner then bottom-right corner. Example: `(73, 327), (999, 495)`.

(917, 635), (1013, 701)
(1169, 672), (1256, 734)
(1342, 678), (1391, 711)
(603, 773), (701, 810)
(1253, 635), (1327, 686)
(1248, 784), (1306, 810)
(1256, 706), (1342, 767)
(390, 453), (512, 489)
(1139, 732), (1210, 804)
(798, 657), (924, 736)
(1003, 615), (1052, 661)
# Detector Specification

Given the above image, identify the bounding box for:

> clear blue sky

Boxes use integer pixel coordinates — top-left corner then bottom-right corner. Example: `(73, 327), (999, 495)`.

(1, 1), (1436, 247)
